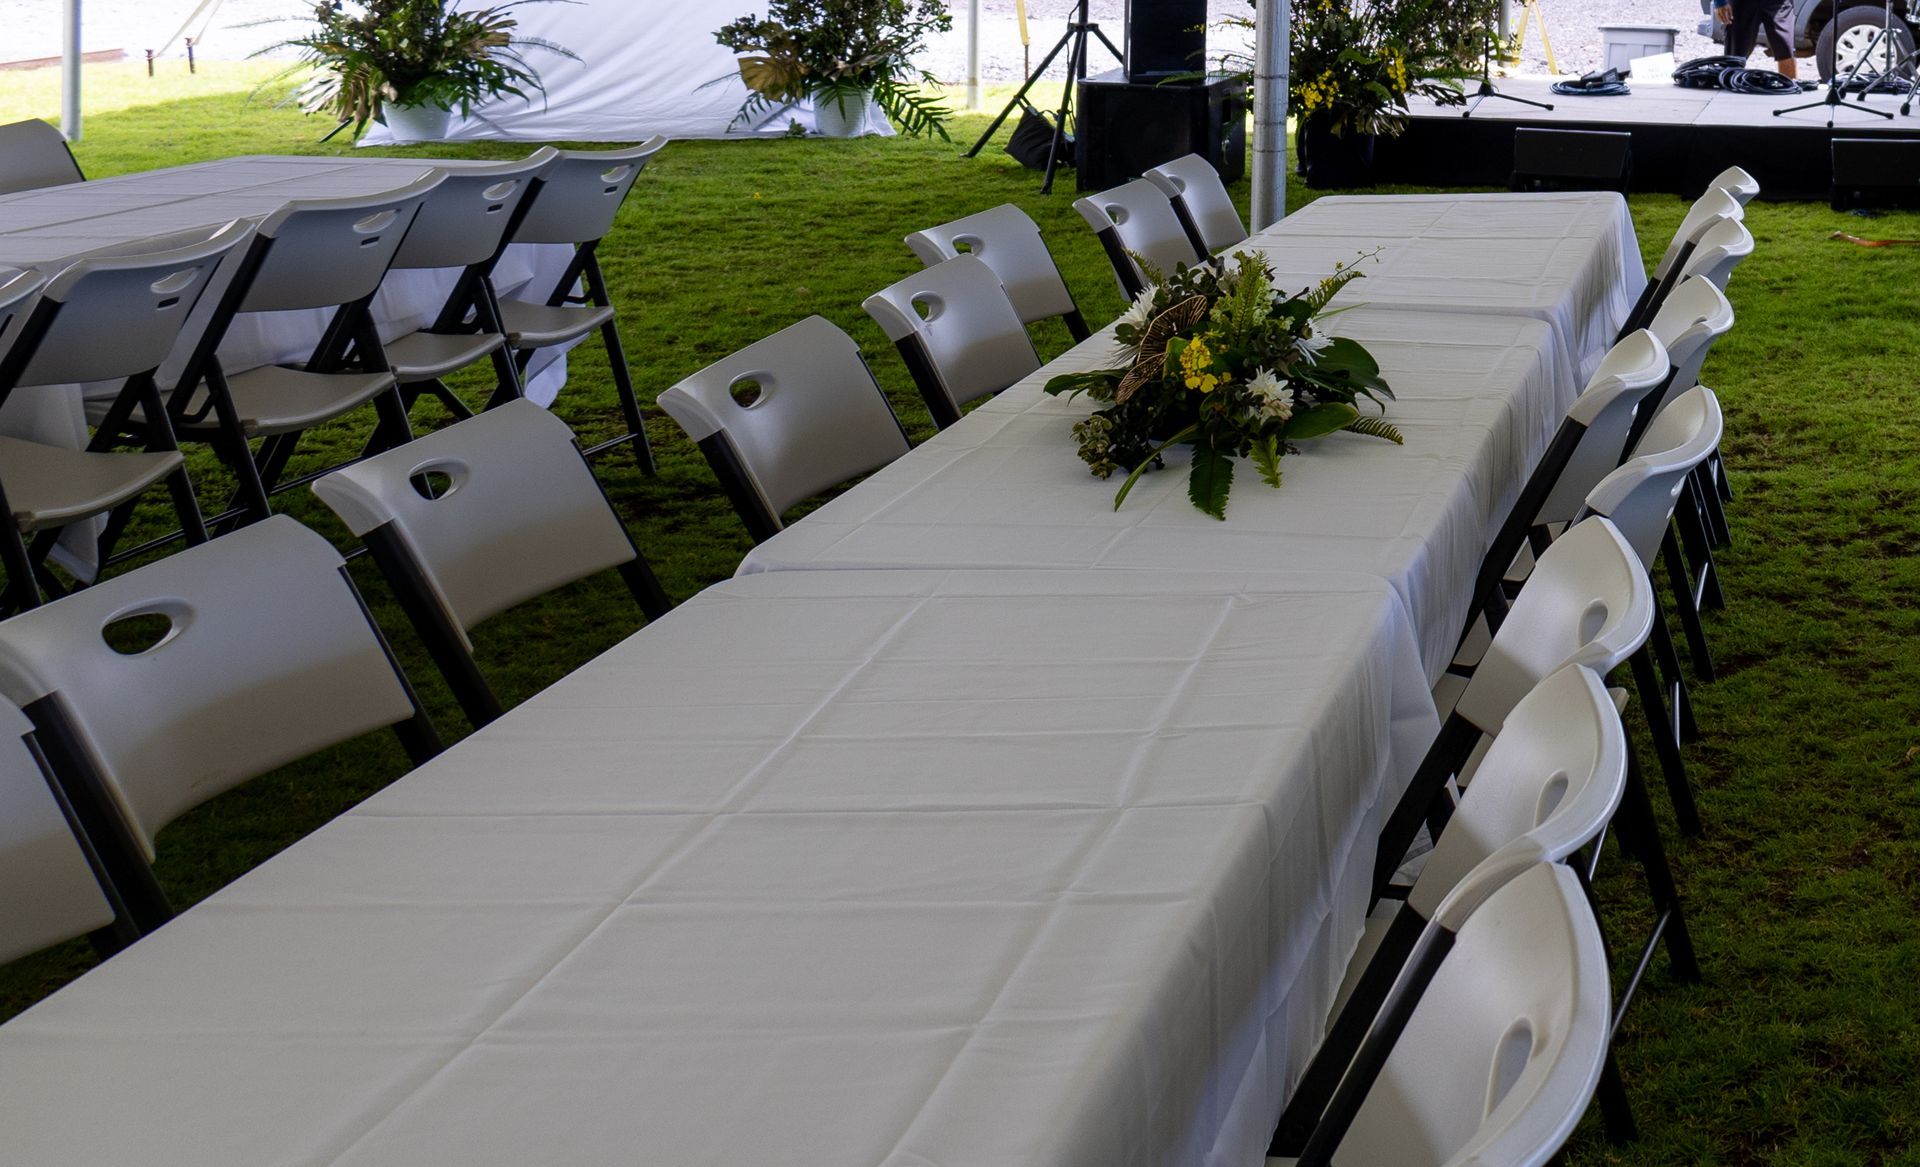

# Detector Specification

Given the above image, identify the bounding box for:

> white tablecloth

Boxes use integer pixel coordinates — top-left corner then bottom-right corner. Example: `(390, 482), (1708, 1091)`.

(0, 568), (1436, 1167)
(0, 156), (579, 577)
(741, 308), (1575, 685)
(1249, 191), (1647, 388)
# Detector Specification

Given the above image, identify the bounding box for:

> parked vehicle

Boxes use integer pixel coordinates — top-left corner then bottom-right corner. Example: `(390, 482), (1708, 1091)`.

(1696, 0), (1917, 79)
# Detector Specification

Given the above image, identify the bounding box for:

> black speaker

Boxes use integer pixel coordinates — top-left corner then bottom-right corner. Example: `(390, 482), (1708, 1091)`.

(1075, 70), (1246, 191)
(1831, 137), (1920, 211)
(1509, 127), (1633, 194)
(1124, 0), (1207, 82)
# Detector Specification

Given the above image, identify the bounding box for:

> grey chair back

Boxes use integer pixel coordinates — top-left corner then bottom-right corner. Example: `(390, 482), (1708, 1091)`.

(0, 222), (251, 390)
(392, 150), (558, 271)
(511, 138), (666, 246)
(0, 269), (47, 366)
(242, 174), (443, 313)
(0, 119), (84, 195)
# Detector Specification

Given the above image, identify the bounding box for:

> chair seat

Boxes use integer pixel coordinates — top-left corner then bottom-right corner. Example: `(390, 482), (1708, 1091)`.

(0, 435), (182, 532)
(179, 364), (397, 438)
(499, 299), (614, 349)
(385, 330), (507, 383)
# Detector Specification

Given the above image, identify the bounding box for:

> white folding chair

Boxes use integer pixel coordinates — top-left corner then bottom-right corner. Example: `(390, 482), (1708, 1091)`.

(0, 695), (132, 964)
(382, 149), (559, 421)
(1145, 153), (1249, 254)
(1706, 165), (1761, 206)
(312, 399), (672, 729)
(1280, 860), (1613, 1167)
(1274, 663), (1642, 1155)
(1673, 216), (1755, 294)
(1617, 187), (1742, 339)
(0, 119), (84, 196)
(905, 203), (1091, 341)
(658, 315), (911, 544)
(1073, 178), (1205, 300)
(147, 176), (444, 530)
(863, 255), (1041, 430)
(1636, 276), (1736, 601)
(0, 515), (441, 932)
(496, 138), (666, 474)
(0, 224), (252, 607)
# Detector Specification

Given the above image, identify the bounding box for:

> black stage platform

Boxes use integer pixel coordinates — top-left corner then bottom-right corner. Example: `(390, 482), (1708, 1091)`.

(1374, 77), (1920, 200)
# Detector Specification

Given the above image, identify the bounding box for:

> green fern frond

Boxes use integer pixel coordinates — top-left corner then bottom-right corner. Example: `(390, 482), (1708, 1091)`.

(1344, 416), (1405, 444)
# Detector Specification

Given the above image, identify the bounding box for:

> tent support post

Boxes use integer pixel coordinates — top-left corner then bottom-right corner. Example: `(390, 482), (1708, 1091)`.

(62, 0), (83, 142)
(967, 0), (982, 110)
(1251, 0), (1288, 230)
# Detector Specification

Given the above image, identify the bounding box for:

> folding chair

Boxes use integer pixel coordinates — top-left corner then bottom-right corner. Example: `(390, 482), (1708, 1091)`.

(0, 223), (252, 607)
(1615, 187), (1742, 341)
(905, 204), (1092, 342)
(495, 138), (666, 474)
(0, 118), (84, 195)
(313, 399), (672, 730)
(1706, 164), (1761, 206)
(1633, 276), (1736, 602)
(864, 255), (1041, 429)
(1144, 153), (1249, 255)
(658, 315), (911, 544)
(1072, 178), (1204, 300)
(0, 515), (442, 931)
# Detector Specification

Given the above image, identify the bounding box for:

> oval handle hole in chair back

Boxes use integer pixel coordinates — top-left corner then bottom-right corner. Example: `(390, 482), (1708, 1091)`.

(729, 376), (766, 408)
(1109, 205), (1129, 226)
(150, 268), (199, 296)
(355, 209), (402, 235)
(408, 459), (469, 501)
(101, 603), (190, 656)
(1487, 1018), (1537, 1116)
(1534, 771), (1570, 827)
(482, 180), (520, 201)
(911, 293), (942, 323)
(601, 165), (633, 185)
(1578, 599), (1609, 645)
(953, 235), (980, 255)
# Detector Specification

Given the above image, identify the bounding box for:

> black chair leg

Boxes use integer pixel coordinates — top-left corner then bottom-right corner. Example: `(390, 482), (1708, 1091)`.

(0, 514), (43, 610)
(1617, 746), (1702, 983)
(1061, 308), (1091, 342)
(1597, 1047), (1640, 1145)
(1648, 590), (1699, 742)
(601, 320), (656, 476)
(1662, 527), (1716, 682)
(618, 558), (673, 622)
(1678, 479), (1725, 611)
(1628, 647), (1703, 837)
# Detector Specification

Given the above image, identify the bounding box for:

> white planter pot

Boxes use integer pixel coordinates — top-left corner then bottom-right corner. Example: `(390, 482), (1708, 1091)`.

(811, 91), (870, 138)
(382, 102), (452, 143)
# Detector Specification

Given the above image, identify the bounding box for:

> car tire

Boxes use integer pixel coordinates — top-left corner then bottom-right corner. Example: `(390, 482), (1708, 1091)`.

(1817, 5), (1918, 80)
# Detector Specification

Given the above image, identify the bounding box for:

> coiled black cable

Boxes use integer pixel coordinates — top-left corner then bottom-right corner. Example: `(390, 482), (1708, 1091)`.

(1672, 54), (1807, 93)
(1552, 71), (1632, 97)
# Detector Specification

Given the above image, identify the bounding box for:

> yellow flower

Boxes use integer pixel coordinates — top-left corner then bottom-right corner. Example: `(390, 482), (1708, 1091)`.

(1180, 336), (1222, 393)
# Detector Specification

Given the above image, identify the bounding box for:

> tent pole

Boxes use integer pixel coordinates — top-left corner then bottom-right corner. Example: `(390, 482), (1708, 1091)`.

(1250, 0), (1288, 229)
(62, 0), (83, 142)
(967, 0), (982, 110)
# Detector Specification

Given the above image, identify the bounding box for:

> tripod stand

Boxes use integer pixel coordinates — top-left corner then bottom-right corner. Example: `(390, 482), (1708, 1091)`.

(1774, 19), (1898, 126)
(1843, 0), (1920, 113)
(1463, 30), (1554, 117)
(964, 0), (1124, 193)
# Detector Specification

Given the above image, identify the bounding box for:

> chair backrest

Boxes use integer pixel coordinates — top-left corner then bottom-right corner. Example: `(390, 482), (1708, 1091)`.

(511, 137), (666, 246)
(0, 221), (252, 390)
(0, 118), (84, 196)
(1650, 188), (1743, 281)
(1324, 861), (1610, 1167)
(1408, 664), (1626, 922)
(242, 174), (442, 314)
(863, 255), (1041, 427)
(1674, 216), (1755, 292)
(0, 269), (46, 365)
(1534, 328), (1671, 527)
(1074, 179), (1204, 296)
(1706, 165), (1760, 206)
(1646, 275), (1734, 399)
(312, 400), (638, 644)
(1586, 385), (1724, 568)
(658, 315), (911, 530)
(0, 696), (117, 965)
(1457, 517), (1654, 736)
(904, 204), (1079, 327)
(391, 149), (558, 271)
(0, 515), (425, 856)
(1145, 153), (1248, 254)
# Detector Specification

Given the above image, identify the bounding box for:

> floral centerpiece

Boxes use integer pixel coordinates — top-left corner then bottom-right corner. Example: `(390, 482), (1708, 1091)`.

(1043, 252), (1402, 520)
(715, 0), (954, 138)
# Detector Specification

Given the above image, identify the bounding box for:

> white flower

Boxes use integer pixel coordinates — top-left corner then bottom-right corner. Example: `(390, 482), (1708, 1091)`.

(1246, 367), (1295, 421)
(1294, 332), (1334, 366)
(1118, 286), (1158, 332)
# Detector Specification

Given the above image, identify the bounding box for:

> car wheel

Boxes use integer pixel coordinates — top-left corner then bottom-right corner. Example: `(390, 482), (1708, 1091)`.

(1817, 5), (1918, 80)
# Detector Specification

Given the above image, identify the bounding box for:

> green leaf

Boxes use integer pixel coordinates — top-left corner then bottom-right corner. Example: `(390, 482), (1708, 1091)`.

(1188, 441), (1233, 520)
(1286, 402), (1361, 441)
(1251, 435), (1284, 488)
(1345, 416), (1406, 444)
(1044, 370), (1123, 397)
(1112, 424), (1197, 511)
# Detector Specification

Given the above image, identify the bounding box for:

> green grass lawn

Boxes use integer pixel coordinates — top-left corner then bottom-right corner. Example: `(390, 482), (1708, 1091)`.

(5, 59), (1920, 1165)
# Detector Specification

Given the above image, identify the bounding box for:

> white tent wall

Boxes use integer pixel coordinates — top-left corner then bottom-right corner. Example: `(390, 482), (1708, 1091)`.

(360, 2), (891, 145)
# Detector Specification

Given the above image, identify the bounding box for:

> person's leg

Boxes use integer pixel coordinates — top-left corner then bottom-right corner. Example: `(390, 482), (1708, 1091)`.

(1764, 0), (1798, 77)
(1727, 0), (1763, 59)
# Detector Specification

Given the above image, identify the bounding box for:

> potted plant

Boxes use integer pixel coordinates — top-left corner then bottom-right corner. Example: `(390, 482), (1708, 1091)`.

(267, 0), (574, 141)
(715, 0), (953, 139)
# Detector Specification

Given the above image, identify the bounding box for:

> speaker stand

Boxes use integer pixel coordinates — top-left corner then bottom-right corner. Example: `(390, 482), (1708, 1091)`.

(964, 0), (1124, 193)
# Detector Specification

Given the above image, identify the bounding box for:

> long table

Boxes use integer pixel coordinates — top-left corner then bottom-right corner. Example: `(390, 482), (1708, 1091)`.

(0, 568), (1435, 1167)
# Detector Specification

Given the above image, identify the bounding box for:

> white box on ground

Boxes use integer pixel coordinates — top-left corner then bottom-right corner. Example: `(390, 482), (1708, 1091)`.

(1600, 24), (1680, 73)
